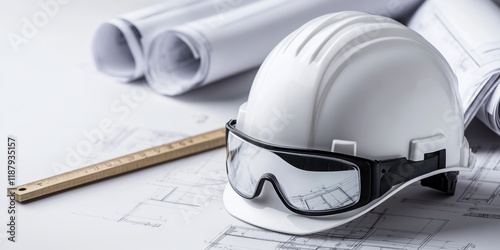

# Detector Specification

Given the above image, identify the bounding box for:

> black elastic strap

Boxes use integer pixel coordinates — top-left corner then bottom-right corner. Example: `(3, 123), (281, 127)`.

(421, 171), (458, 195)
(378, 150), (448, 195)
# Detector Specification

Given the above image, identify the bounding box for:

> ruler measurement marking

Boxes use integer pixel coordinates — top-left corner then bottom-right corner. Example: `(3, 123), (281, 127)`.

(8, 128), (226, 203)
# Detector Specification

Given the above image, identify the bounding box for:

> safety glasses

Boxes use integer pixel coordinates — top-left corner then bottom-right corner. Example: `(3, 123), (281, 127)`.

(225, 119), (449, 216)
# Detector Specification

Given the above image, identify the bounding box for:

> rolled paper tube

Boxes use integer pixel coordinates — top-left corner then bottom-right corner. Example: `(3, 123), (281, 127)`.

(92, 0), (259, 82)
(145, 0), (423, 95)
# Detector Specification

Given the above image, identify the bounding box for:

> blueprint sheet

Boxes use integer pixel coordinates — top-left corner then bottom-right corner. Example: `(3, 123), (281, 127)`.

(3, 119), (497, 249)
(409, 0), (500, 133)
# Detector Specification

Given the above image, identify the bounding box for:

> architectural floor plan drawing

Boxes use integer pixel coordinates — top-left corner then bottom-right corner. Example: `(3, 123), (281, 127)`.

(51, 125), (188, 174)
(80, 126), (188, 167)
(399, 143), (500, 221)
(59, 122), (499, 249)
(72, 126), (228, 227)
(206, 208), (475, 250)
(204, 137), (500, 249)
(114, 150), (227, 227)
(459, 144), (500, 208)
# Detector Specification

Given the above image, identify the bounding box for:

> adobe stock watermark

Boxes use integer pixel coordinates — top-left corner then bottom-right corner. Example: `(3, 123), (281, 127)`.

(381, 75), (466, 194)
(258, 107), (297, 142)
(178, 106), (296, 223)
(372, 0), (409, 18)
(7, 0), (72, 52)
(213, 0), (245, 15)
(337, 0), (418, 63)
(51, 86), (150, 173)
(179, 169), (227, 224)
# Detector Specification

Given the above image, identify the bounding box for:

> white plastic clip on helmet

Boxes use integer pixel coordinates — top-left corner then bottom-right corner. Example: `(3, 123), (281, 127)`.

(223, 12), (476, 235)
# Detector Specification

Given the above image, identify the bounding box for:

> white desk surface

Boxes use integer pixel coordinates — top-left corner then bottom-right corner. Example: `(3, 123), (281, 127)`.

(1, 1), (499, 249)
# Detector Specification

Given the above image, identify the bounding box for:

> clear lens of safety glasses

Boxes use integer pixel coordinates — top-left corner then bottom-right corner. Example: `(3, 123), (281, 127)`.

(226, 119), (451, 215)
(226, 127), (361, 213)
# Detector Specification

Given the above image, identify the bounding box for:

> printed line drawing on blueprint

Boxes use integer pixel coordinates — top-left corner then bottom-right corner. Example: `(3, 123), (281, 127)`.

(206, 207), (475, 250)
(52, 125), (188, 174)
(459, 144), (500, 208)
(288, 174), (359, 211)
(81, 126), (188, 165)
(71, 125), (227, 227)
(115, 150), (227, 227)
(400, 143), (500, 220)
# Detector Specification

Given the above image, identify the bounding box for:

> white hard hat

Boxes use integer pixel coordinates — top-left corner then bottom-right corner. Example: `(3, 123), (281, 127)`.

(223, 12), (476, 235)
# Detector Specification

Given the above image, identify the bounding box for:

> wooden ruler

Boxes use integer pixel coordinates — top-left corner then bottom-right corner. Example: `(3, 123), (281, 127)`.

(7, 128), (226, 203)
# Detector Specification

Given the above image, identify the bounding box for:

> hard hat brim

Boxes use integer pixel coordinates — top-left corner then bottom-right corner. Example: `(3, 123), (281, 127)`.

(223, 166), (468, 235)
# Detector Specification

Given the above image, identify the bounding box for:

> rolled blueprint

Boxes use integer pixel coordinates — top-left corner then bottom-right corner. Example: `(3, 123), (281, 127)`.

(145, 0), (423, 95)
(479, 85), (500, 134)
(409, 0), (500, 135)
(92, 0), (258, 82)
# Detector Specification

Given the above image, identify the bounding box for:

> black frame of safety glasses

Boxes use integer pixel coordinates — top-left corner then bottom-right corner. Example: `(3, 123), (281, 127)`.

(225, 119), (448, 216)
